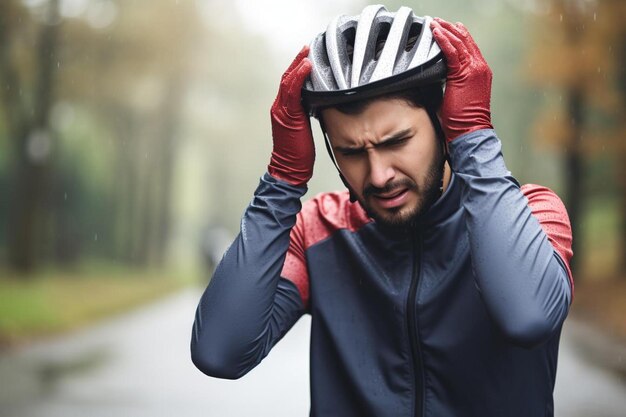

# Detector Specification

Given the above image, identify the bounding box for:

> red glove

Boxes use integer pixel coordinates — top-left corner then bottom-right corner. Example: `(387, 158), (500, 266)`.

(431, 18), (493, 142)
(268, 46), (315, 187)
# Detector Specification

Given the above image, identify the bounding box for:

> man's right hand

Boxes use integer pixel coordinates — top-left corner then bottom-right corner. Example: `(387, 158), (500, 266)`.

(268, 46), (315, 187)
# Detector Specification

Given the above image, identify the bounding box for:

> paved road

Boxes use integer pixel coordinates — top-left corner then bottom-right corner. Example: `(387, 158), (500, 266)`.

(1, 289), (625, 417)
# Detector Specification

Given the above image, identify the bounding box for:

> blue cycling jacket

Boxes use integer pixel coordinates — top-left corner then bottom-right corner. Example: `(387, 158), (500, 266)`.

(191, 129), (574, 417)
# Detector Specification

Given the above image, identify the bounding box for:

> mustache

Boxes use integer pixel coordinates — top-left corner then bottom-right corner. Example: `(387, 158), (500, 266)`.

(363, 178), (417, 198)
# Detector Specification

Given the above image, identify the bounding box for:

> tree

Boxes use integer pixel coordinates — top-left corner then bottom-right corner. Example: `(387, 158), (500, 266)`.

(0, 0), (206, 271)
(0, 0), (61, 272)
(527, 0), (626, 276)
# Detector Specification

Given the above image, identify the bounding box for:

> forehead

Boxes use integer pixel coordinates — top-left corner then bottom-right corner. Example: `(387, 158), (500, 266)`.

(322, 98), (431, 145)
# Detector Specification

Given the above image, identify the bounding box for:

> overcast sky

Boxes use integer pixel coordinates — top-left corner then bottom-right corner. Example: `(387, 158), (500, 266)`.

(233, 0), (361, 57)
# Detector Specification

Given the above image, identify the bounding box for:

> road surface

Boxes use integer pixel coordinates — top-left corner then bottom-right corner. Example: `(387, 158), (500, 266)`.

(0, 289), (624, 416)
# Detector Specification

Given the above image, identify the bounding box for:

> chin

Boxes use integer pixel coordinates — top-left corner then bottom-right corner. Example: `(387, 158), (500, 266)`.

(364, 201), (423, 230)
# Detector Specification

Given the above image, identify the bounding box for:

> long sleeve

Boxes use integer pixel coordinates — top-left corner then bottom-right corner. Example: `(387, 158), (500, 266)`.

(190, 173), (308, 379)
(449, 129), (573, 348)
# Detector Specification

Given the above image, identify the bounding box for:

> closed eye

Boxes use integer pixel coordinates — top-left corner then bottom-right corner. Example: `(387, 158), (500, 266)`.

(338, 147), (365, 157)
(378, 136), (410, 148)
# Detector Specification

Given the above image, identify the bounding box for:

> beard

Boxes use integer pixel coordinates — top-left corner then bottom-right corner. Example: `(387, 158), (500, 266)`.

(356, 151), (445, 231)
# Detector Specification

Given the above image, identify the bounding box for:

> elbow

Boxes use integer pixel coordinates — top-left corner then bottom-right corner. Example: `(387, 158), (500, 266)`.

(190, 340), (250, 380)
(498, 305), (568, 349)
(495, 263), (572, 349)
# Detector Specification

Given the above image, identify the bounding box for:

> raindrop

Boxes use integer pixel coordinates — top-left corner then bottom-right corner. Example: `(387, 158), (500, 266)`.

(559, 14), (563, 22)
(94, 233), (98, 241)
(64, 192), (67, 200)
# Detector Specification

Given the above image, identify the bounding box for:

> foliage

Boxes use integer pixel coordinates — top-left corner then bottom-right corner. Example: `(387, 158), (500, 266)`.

(526, 0), (626, 275)
(0, 0), (208, 271)
(0, 266), (189, 347)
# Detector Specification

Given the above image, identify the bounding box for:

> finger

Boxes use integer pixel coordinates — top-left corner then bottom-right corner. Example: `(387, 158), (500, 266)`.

(432, 28), (460, 70)
(434, 23), (470, 63)
(454, 22), (470, 38)
(431, 23), (462, 70)
(454, 22), (488, 63)
(283, 45), (310, 80)
(439, 20), (483, 60)
(285, 58), (312, 110)
(434, 17), (468, 40)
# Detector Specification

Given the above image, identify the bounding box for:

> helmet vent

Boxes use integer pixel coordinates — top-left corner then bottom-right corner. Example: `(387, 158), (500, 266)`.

(405, 22), (421, 52)
(343, 26), (356, 61)
(374, 22), (391, 60)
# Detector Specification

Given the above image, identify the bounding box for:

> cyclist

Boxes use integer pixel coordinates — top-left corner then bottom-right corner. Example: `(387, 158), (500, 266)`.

(191, 5), (573, 416)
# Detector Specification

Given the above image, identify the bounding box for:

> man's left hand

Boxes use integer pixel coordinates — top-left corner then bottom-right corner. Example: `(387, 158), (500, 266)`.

(431, 18), (493, 143)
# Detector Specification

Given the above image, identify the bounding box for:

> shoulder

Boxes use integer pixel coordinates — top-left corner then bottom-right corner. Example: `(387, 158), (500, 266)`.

(297, 190), (372, 248)
(521, 184), (574, 285)
(520, 184), (570, 223)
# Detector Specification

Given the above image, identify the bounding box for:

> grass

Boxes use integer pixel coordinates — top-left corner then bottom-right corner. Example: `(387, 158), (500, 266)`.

(0, 265), (193, 348)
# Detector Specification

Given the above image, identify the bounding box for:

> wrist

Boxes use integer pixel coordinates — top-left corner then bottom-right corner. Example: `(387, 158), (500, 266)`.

(268, 152), (312, 187)
(446, 122), (493, 143)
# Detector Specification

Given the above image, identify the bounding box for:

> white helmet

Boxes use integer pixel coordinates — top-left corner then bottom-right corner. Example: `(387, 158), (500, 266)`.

(302, 4), (447, 114)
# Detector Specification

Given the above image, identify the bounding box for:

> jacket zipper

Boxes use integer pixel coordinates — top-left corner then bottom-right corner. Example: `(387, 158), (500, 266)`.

(407, 234), (424, 417)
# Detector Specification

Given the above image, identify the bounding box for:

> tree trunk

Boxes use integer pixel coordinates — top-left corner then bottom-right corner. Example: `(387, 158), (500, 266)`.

(618, 28), (626, 274)
(152, 73), (182, 266)
(564, 87), (583, 276)
(1, 0), (60, 272)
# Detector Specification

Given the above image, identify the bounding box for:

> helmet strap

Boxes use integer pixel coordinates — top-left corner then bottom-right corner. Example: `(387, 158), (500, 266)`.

(319, 119), (359, 203)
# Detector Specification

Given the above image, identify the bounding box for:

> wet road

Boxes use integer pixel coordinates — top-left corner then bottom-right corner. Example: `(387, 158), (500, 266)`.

(1, 288), (625, 417)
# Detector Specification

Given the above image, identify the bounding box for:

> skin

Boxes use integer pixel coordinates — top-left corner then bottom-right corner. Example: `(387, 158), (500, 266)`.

(322, 98), (451, 229)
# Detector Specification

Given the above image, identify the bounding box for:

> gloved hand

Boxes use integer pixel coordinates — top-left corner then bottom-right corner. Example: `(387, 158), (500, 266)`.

(268, 46), (315, 187)
(431, 18), (493, 142)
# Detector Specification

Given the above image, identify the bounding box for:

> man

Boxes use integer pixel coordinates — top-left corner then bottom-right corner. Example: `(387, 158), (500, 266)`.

(191, 5), (573, 417)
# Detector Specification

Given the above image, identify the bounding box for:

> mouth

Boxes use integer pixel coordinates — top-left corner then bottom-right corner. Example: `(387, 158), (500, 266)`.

(371, 188), (409, 209)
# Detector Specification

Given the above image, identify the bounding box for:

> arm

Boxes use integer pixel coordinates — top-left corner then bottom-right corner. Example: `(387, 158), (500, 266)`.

(191, 47), (314, 378)
(432, 19), (573, 348)
(450, 130), (572, 348)
(191, 174), (307, 379)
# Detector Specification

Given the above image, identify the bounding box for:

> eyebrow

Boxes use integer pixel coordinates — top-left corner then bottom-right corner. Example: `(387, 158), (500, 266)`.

(333, 128), (413, 153)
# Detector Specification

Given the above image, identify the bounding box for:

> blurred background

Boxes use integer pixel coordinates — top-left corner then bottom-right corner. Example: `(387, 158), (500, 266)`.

(0, 0), (625, 416)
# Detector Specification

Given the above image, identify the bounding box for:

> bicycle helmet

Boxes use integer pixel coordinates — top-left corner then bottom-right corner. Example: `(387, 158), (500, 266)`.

(302, 4), (447, 115)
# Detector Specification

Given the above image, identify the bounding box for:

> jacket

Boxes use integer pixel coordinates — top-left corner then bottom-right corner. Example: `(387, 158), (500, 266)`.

(191, 129), (574, 416)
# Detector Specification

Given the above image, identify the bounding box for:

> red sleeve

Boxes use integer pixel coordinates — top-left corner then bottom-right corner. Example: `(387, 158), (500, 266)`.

(281, 210), (310, 308)
(522, 184), (574, 294)
(280, 191), (372, 309)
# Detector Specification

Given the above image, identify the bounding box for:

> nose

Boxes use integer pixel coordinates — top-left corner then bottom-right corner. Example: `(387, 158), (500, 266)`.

(367, 150), (395, 189)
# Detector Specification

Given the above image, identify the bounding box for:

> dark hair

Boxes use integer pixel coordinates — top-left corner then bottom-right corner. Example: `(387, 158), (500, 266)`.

(317, 83), (444, 117)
